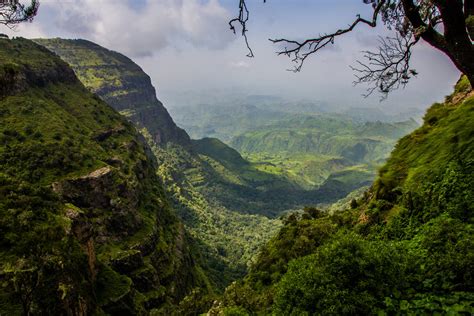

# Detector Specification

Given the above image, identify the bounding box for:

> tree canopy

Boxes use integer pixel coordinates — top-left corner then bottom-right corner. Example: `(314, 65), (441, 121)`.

(0, 0), (39, 27)
(231, 0), (474, 98)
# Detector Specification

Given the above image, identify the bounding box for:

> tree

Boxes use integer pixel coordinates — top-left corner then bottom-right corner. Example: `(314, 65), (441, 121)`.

(230, 0), (474, 99)
(0, 0), (39, 27)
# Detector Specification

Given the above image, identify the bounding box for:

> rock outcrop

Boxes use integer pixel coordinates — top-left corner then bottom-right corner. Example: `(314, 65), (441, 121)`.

(0, 38), (206, 315)
(35, 38), (191, 147)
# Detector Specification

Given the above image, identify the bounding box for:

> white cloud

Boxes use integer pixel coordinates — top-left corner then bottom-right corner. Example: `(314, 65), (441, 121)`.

(1, 0), (460, 111)
(36, 0), (235, 57)
(229, 60), (250, 68)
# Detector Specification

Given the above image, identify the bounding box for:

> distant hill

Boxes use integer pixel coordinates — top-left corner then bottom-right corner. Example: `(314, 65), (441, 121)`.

(170, 99), (419, 191)
(192, 137), (249, 169)
(230, 115), (418, 190)
(215, 77), (474, 315)
(35, 38), (191, 147)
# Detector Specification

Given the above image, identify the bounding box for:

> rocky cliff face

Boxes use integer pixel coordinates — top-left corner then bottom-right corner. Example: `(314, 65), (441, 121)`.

(0, 38), (205, 314)
(35, 38), (191, 147)
(35, 38), (287, 292)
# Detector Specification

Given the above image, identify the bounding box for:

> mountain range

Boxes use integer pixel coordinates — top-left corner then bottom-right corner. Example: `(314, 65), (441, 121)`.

(1, 36), (470, 314)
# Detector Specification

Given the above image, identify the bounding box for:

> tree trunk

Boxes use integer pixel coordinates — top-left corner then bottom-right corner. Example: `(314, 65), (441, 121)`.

(435, 0), (474, 88)
(402, 0), (474, 89)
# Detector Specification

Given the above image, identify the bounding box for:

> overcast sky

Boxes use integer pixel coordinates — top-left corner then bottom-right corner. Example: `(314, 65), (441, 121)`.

(4, 0), (461, 111)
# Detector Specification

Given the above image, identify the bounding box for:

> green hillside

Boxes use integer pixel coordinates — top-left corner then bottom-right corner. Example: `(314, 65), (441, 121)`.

(171, 98), (418, 191)
(34, 38), (190, 147)
(214, 78), (474, 315)
(231, 115), (418, 160)
(0, 38), (208, 315)
(35, 39), (287, 290)
(192, 137), (249, 169)
(233, 116), (417, 190)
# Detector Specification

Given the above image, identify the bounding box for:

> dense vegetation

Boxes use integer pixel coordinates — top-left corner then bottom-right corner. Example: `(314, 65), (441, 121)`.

(171, 99), (418, 191)
(31, 38), (473, 315)
(35, 39), (285, 289)
(0, 38), (208, 314)
(213, 77), (474, 315)
(36, 38), (421, 294)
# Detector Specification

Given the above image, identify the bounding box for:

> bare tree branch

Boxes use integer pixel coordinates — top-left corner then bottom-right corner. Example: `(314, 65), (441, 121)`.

(229, 0), (266, 57)
(270, 0), (386, 72)
(231, 0), (474, 97)
(351, 33), (419, 100)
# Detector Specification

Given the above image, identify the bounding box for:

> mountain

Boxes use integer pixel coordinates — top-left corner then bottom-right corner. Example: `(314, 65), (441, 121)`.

(230, 117), (418, 160)
(34, 38), (190, 147)
(169, 103), (286, 142)
(213, 77), (474, 315)
(0, 38), (208, 314)
(35, 38), (419, 297)
(35, 38), (285, 290)
(231, 115), (418, 191)
(169, 98), (418, 191)
(342, 106), (424, 123)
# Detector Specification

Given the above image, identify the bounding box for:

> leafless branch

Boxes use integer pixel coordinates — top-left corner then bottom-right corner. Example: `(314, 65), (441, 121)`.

(269, 0), (386, 72)
(351, 33), (419, 100)
(229, 0), (265, 57)
(230, 0), (474, 97)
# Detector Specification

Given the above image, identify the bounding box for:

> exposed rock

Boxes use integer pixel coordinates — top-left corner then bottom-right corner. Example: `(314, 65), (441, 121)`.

(93, 126), (126, 142)
(111, 250), (144, 274)
(35, 38), (191, 147)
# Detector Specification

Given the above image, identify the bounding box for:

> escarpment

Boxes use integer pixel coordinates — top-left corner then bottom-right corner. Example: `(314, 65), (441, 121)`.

(0, 38), (206, 314)
(35, 38), (191, 147)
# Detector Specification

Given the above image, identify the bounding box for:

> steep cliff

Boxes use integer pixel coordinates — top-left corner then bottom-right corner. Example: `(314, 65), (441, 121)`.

(35, 38), (191, 147)
(0, 38), (206, 315)
(36, 38), (284, 290)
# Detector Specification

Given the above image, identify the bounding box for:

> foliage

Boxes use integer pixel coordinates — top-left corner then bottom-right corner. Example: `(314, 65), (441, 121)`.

(273, 233), (411, 315)
(0, 38), (208, 314)
(217, 80), (474, 315)
(0, 0), (39, 26)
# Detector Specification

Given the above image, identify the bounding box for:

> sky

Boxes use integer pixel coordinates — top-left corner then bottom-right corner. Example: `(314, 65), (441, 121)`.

(3, 0), (462, 112)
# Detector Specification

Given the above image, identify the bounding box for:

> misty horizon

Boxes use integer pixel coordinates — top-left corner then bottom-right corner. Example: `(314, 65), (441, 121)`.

(5, 0), (461, 113)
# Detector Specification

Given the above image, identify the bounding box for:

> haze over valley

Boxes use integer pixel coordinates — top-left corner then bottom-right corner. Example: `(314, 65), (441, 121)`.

(0, 1), (473, 315)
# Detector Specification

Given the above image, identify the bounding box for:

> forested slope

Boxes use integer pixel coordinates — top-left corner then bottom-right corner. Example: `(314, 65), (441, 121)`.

(0, 38), (208, 314)
(36, 38), (283, 289)
(214, 77), (474, 315)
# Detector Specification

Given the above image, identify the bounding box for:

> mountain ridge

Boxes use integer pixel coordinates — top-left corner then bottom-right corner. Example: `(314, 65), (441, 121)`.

(34, 38), (191, 147)
(0, 37), (207, 314)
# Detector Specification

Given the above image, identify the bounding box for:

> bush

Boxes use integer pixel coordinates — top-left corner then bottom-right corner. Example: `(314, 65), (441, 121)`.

(273, 232), (411, 315)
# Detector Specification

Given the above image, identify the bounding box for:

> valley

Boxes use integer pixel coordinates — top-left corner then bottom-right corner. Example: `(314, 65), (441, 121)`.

(0, 18), (471, 316)
(171, 95), (418, 192)
(34, 39), (419, 292)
